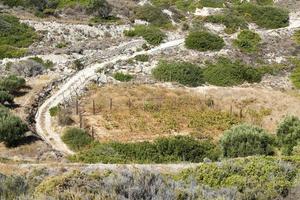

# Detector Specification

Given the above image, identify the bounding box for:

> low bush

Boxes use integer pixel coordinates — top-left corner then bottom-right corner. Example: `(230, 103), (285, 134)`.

(290, 58), (300, 89)
(185, 31), (225, 51)
(293, 30), (300, 45)
(0, 45), (27, 59)
(204, 13), (248, 34)
(61, 128), (93, 151)
(200, 0), (225, 8)
(0, 91), (14, 105)
(220, 124), (275, 158)
(134, 54), (149, 62)
(179, 157), (297, 200)
(86, 0), (112, 19)
(203, 57), (262, 86)
(151, 0), (201, 12)
(134, 4), (170, 27)
(0, 114), (27, 147)
(124, 25), (166, 45)
(152, 60), (204, 87)
(277, 116), (300, 155)
(234, 3), (289, 29)
(233, 30), (262, 53)
(0, 14), (37, 47)
(70, 136), (221, 163)
(113, 72), (134, 82)
(0, 75), (26, 94)
(49, 106), (60, 117)
(29, 57), (54, 69)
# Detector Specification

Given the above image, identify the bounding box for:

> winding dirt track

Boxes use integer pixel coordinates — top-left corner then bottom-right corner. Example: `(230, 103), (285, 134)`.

(35, 39), (184, 155)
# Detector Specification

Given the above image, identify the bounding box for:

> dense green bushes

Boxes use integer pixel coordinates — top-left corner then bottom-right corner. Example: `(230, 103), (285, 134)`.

(113, 72), (134, 82)
(220, 124), (275, 158)
(293, 30), (300, 45)
(203, 57), (262, 86)
(152, 60), (204, 87)
(124, 25), (166, 45)
(277, 116), (300, 155)
(86, 0), (112, 19)
(61, 128), (93, 151)
(0, 91), (14, 105)
(290, 58), (300, 89)
(70, 136), (220, 163)
(233, 30), (262, 52)
(0, 75), (26, 94)
(185, 31), (225, 51)
(0, 106), (27, 147)
(204, 13), (248, 34)
(134, 4), (170, 27)
(0, 14), (36, 59)
(134, 54), (149, 62)
(179, 157), (297, 200)
(152, 58), (265, 87)
(0, 14), (36, 47)
(234, 3), (289, 29)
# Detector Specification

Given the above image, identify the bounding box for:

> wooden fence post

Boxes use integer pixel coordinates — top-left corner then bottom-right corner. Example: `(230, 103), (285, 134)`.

(110, 98), (113, 111)
(93, 100), (96, 115)
(239, 108), (243, 119)
(76, 98), (79, 115)
(79, 113), (83, 128)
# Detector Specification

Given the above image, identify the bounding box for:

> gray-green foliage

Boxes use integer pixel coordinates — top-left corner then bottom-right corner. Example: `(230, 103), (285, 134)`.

(185, 31), (225, 51)
(277, 116), (300, 155)
(0, 112), (27, 147)
(220, 124), (275, 157)
(152, 60), (204, 87)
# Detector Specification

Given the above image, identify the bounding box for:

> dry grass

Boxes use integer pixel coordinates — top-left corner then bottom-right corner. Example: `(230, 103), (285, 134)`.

(76, 84), (241, 142)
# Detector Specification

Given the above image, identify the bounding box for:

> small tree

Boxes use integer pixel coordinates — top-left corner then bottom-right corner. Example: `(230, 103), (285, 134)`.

(277, 116), (300, 155)
(0, 75), (26, 94)
(220, 124), (274, 158)
(87, 0), (112, 19)
(0, 115), (27, 147)
(0, 90), (14, 105)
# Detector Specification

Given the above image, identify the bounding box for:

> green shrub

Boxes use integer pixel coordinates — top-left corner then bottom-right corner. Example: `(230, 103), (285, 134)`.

(203, 57), (262, 86)
(152, 60), (204, 87)
(179, 157), (297, 200)
(185, 31), (225, 51)
(233, 30), (262, 53)
(0, 91), (14, 105)
(70, 136), (221, 163)
(49, 106), (60, 117)
(277, 116), (300, 155)
(200, 0), (224, 8)
(220, 124), (275, 158)
(204, 13), (248, 34)
(113, 72), (134, 82)
(86, 0), (112, 19)
(234, 3), (289, 29)
(29, 57), (54, 69)
(134, 4), (170, 27)
(0, 45), (27, 59)
(0, 114), (27, 147)
(290, 58), (300, 89)
(293, 30), (300, 45)
(124, 25), (166, 45)
(0, 14), (37, 48)
(134, 54), (149, 62)
(61, 128), (93, 151)
(0, 75), (26, 94)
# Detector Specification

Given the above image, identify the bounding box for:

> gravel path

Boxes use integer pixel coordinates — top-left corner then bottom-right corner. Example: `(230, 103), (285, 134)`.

(35, 39), (184, 155)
